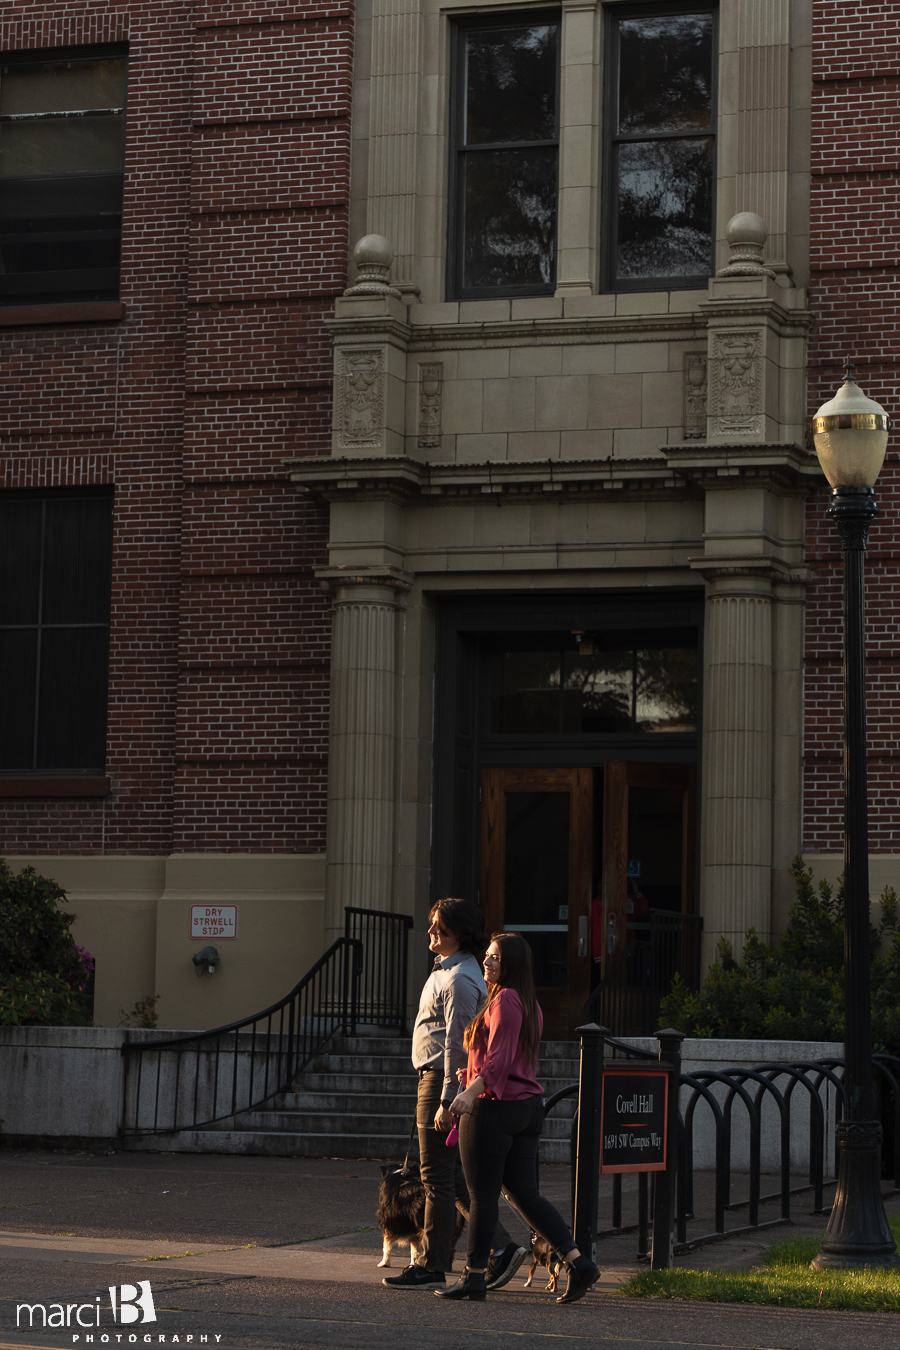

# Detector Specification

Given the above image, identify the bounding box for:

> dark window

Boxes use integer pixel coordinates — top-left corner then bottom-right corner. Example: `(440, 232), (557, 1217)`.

(0, 491), (113, 773)
(489, 631), (698, 734)
(0, 47), (126, 306)
(604, 7), (716, 291)
(449, 14), (559, 299)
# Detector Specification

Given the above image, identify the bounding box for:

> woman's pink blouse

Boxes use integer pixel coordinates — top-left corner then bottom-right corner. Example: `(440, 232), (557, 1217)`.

(463, 987), (544, 1100)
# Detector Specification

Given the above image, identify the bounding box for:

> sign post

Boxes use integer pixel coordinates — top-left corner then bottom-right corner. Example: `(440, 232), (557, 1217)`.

(573, 1025), (684, 1272)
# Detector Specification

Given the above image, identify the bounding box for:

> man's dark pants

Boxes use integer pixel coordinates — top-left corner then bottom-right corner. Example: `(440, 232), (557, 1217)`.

(415, 1067), (513, 1271)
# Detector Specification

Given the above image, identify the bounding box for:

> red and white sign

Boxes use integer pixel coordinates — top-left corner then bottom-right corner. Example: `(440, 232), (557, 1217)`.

(190, 905), (239, 939)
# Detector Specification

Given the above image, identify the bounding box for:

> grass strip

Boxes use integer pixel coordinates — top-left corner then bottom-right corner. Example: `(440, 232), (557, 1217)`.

(620, 1215), (900, 1311)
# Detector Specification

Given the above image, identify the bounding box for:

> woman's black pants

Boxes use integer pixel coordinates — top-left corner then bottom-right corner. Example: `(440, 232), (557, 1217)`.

(459, 1093), (576, 1269)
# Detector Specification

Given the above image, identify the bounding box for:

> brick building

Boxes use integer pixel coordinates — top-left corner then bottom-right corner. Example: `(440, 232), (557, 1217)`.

(0, 1), (348, 1027)
(4, 0), (900, 1038)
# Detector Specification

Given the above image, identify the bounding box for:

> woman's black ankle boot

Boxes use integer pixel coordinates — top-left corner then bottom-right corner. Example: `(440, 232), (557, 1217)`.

(434, 1268), (487, 1301)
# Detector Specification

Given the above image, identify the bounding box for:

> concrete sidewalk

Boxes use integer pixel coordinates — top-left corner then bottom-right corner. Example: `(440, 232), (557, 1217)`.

(0, 1147), (898, 1349)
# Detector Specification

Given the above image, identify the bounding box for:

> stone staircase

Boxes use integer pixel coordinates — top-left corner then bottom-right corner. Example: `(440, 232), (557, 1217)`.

(125, 1033), (579, 1161)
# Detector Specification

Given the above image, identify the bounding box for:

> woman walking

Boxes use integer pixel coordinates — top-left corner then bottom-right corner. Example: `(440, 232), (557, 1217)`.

(438, 932), (600, 1304)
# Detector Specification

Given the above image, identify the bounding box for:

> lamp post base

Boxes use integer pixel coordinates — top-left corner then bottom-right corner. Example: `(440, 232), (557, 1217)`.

(812, 1120), (899, 1268)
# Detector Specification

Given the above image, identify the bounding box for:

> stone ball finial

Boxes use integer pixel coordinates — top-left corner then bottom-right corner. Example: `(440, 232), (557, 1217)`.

(717, 211), (775, 278)
(344, 234), (402, 298)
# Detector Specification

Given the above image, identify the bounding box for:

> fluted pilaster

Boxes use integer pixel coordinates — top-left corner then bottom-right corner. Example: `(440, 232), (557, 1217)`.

(321, 569), (413, 939)
(700, 575), (773, 963)
(368, 0), (422, 290)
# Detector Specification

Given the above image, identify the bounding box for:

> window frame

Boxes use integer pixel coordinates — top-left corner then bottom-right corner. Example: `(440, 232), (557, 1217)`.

(0, 486), (114, 776)
(601, 2), (718, 294)
(447, 9), (562, 302)
(0, 42), (128, 308)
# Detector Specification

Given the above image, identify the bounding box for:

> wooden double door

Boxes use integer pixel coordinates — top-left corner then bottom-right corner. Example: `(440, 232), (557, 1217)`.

(480, 763), (695, 1038)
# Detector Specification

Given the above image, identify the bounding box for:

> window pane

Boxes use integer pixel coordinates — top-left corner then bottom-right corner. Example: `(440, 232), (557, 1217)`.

(618, 15), (713, 134)
(0, 499), (42, 623)
(465, 25), (557, 145)
(0, 630), (37, 769)
(562, 650), (633, 732)
(37, 627), (109, 771)
(615, 137), (713, 280)
(0, 59), (126, 115)
(635, 647), (699, 732)
(0, 115), (124, 177)
(463, 147), (556, 289)
(491, 650), (561, 732)
(43, 497), (113, 624)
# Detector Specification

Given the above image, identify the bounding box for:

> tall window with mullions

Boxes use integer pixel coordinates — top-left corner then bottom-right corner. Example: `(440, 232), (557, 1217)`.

(0, 47), (126, 307)
(449, 14), (560, 300)
(0, 491), (113, 775)
(605, 6), (716, 291)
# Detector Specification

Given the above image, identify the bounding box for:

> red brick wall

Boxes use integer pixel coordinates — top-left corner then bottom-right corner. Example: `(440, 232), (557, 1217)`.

(0, 0), (348, 854)
(805, 1), (900, 851)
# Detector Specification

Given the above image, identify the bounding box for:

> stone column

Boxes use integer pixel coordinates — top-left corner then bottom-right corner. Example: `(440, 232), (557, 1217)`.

(698, 567), (774, 965)
(320, 567), (413, 943)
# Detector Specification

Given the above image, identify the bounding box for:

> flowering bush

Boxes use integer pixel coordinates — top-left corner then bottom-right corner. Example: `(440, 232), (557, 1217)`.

(0, 859), (94, 1026)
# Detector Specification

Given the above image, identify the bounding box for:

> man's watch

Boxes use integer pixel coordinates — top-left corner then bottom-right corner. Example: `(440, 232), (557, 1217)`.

(441, 1098), (455, 1110)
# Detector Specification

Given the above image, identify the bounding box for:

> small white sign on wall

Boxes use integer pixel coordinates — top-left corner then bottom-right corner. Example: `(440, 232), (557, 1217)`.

(190, 905), (239, 940)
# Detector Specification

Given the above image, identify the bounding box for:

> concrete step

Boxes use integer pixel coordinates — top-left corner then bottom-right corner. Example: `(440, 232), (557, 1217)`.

(124, 1129), (573, 1162)
(223, 1108), (576, 1139)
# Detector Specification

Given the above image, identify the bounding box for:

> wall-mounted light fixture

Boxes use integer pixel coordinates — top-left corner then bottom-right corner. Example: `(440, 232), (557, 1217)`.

(192, 945), (220, 978)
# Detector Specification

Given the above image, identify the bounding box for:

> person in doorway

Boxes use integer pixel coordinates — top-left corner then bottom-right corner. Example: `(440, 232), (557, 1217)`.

(383, 898), (527, 1292)
(439, 932), (600, 1304)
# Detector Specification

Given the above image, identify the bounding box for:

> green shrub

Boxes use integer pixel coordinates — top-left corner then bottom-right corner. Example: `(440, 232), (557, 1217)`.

(660, 856), (900, 1055)
(0, 858), (94, 1026)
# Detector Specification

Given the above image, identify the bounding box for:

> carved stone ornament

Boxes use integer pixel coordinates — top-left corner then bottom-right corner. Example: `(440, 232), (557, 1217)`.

(683, 353), (708, 439)
(336, 349), (384, 450)
(835, 1119), (883, 1150)
(417, 363), (443, 449)
(709, 330), (763, 437)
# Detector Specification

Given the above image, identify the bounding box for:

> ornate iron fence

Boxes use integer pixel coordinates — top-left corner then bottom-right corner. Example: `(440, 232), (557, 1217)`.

(555, 1027), (900, 1268)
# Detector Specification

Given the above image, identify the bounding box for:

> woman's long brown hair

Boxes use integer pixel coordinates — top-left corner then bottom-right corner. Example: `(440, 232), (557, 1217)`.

(464, 932), (541, 1067)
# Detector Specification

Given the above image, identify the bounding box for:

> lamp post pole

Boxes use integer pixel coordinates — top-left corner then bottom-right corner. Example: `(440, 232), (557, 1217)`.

(811, 365), (898, 1268)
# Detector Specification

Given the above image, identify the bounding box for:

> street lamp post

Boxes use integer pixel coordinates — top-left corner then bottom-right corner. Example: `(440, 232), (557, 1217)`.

(811, 360), (899, 1269)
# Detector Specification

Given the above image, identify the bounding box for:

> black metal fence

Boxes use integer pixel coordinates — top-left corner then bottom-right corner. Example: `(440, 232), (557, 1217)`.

(344, 905), (413, 1035)
(583, 912), (704, 1035)
(121, 937), (362, 1135)
(562, 1025), (900, 1268)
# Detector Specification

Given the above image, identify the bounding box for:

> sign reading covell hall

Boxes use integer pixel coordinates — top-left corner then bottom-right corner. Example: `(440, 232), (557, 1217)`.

(600, 1068), (669, 1174)
(190, 905), (239, 940)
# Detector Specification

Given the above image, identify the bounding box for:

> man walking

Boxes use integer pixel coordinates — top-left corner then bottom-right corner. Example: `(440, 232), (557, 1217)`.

(383, 897), (527, 1291)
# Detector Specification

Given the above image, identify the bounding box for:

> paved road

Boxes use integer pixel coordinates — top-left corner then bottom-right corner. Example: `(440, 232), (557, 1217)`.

(1, 1148), (898, 1350)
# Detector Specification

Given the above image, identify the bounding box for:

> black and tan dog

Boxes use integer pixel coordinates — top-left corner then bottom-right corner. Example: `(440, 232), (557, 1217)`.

(523, 1233), (563, 1292)
(376, 1162), (465, 1269)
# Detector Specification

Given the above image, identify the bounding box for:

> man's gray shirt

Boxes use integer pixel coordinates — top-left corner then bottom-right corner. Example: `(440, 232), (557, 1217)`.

(411, 950), (487, 1101)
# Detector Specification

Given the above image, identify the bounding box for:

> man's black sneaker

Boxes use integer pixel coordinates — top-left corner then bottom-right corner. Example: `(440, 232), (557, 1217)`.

(485, 1244), (528, 1290)
(382, 1265), (446, 1290)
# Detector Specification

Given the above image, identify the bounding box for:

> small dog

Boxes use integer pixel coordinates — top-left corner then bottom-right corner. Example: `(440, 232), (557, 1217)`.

(376, 1161), (465, 1268)
(523, 1233), (563, 1292)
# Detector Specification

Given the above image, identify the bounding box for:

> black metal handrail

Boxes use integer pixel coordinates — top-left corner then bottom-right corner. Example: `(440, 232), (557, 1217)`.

(121, 936), (362, 1135)
(582, 911), (704, 1034)
(344, 905), (413, 1034)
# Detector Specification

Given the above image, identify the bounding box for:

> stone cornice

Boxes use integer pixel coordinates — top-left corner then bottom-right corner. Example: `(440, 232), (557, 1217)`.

(689, 555), (814, 585)
(406, 311), (706, 351)
(665, 441), (825, 494)
(287, 454), (702, 504)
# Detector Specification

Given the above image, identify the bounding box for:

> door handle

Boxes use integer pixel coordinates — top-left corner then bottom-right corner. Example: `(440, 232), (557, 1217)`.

(578, 914), (588, 958)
